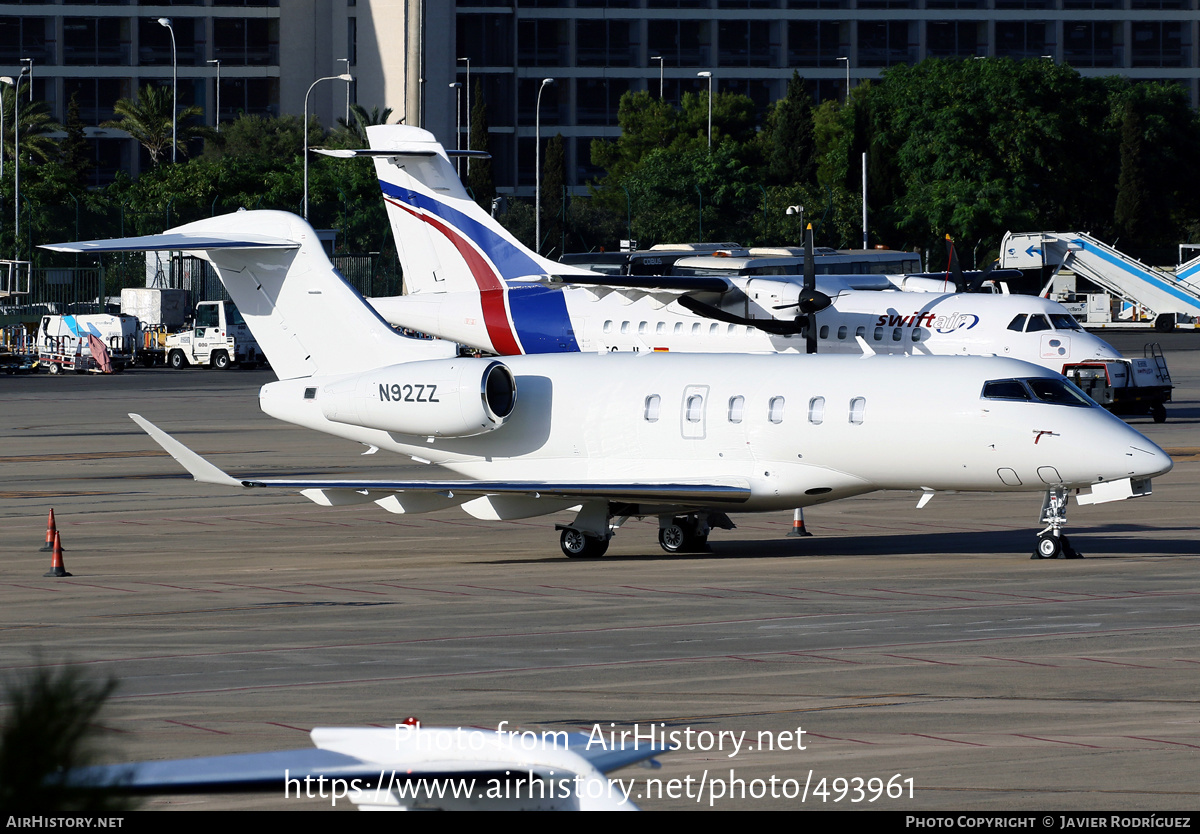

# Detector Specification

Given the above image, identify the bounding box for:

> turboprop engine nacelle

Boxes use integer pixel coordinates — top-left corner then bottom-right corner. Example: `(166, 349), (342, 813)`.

(320, 358), (517, 438)
(743, 278), (803, 320)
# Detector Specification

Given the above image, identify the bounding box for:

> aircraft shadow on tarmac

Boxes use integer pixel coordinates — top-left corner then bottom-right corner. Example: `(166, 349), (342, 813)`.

(486, 524), (1197, 563)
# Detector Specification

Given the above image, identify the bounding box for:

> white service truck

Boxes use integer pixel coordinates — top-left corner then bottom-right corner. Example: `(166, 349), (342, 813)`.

(160, 299), (263, 369)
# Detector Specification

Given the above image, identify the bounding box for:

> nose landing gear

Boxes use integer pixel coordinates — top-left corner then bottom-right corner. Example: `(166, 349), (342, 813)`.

(1032, 487), (1082, 559)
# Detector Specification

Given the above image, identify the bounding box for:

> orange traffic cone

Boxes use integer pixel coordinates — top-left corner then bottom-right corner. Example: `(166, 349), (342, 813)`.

(40, 508), (57, 552)
(787, 508), (813, 538)
(43, 531), (72, 578)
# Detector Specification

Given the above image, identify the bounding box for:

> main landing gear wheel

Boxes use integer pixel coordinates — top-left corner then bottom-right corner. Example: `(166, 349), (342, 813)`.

(559, 528), (609, 559)
(658, 516), (710, 554)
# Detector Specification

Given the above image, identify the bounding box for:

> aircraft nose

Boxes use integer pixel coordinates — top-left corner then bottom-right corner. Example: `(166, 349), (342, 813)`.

(1128, 440), (1173, 479)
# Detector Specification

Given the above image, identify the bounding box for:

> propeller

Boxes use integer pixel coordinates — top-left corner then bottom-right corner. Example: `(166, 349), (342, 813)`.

(770, 224), (832, 353)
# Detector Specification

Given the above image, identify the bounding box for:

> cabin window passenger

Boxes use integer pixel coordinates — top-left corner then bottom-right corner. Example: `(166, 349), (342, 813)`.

(710, 323), (719, 336)
(911, 328), (922, 342)
(873, 326), (883, 341)
(638, 321), (647, 335)
(620, 321), (630, 334)
(1007, 314), (1026, 332)
(686, 394), (704, 423)
(727, 325), (737, 337)
(819, 325), (829, 339)
(768, 396), (785, 424)
(644, 395), (661, 421)
(892, 328), (902, 341)
(656, 322), (665, 335)
(856, 326), (866, 339)
(603, 320), (614, 334)
(728, 395), (745, 423)
(674, 322), (683, 335)
(837, 325), (848, 340)
(808, 396), (825, 424)
(849, 396), (866, 424)
(692, 323), (701, 335)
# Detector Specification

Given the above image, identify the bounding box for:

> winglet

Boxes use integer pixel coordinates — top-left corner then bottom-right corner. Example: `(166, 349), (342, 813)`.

(129, 414), (243, 487)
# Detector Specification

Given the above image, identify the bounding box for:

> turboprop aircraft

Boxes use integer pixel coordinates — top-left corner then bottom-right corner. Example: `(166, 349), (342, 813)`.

(321, 126), (1124, 373)
(44, 211), (1171, 559)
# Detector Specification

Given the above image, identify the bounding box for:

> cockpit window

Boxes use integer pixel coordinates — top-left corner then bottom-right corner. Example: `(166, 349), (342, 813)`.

(1007, 314), (1026, 332)
(1025, 315), (1051, 332)
(1049, 314), (1082, 331)
(1027, 378), (1095, 407)
(982, 378), (1096, 407)
(982, 380), (1031, 400)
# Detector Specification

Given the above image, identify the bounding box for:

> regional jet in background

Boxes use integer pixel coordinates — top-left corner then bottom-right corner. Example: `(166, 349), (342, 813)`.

(47, 211), (1171, 559)
(320, 126), (1126, 378)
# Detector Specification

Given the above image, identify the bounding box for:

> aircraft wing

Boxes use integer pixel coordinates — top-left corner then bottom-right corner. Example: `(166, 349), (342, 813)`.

(130, 413), (751, 507)
(67, 726), (669, 810)
(543, 274), (733, 295)
(41, 232), (299, 253)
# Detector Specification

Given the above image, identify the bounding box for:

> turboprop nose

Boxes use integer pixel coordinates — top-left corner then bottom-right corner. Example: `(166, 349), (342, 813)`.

(1127, 438), (1173, 479)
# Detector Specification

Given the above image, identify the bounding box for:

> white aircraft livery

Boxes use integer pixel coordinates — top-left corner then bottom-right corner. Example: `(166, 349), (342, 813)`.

(45, 211), (1172, 559)
(323, 126), (1124, 377)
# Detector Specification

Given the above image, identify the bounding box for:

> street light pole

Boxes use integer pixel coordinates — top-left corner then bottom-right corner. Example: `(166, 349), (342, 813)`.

(206, 59), (220, 131)
(303, 73), (354, 220)
(339, 58), (352, 125)
(457, 57), (470, 172)
(836, 56), (849, 102)
(14, 66), (26, 258)
(449, 82), (462, 176)
(697, 71), (712, 149)
(158, 18), (177, 162)
(535, 77), (553, 255)
(651, 56), (664, 98)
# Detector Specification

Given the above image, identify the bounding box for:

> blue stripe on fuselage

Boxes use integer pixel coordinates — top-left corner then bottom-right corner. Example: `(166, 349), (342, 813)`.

(505, 284), (580, 353)
(379, 180), (546, 282)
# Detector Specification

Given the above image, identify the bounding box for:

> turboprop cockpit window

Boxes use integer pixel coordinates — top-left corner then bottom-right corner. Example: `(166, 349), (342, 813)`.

(982, 380), (1032, 400)
(1007, 314), (1026, 332)
(1025, 315), (1052, 332)
(1049, 314), (1082, 331)
(1027, 378), (1095, 407)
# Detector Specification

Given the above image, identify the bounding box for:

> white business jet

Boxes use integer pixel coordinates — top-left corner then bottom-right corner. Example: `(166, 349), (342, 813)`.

(320, 126), (1122, 374)
(45, 211), (1170, 559)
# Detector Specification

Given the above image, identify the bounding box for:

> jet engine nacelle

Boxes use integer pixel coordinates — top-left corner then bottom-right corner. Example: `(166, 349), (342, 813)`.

(320, 358), (517, 437)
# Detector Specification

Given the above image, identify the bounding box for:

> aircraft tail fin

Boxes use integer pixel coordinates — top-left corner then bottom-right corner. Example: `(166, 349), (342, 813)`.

(341, 125), (594, 294)
(43, 211), (455, 380)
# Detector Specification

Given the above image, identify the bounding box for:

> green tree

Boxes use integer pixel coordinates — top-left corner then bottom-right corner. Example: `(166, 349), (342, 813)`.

(465, 80), (494, 211)
(541, 133), (566, 256)
(1, 81), (61, 165)
(102, 84), (213, 166)
(762, 72), (816, 187)
(0, 665), (135, 813)
(336, 103), (394, 146)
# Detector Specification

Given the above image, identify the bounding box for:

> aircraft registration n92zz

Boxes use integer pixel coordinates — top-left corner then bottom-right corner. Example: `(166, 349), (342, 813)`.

(45, 212), (1172, 560)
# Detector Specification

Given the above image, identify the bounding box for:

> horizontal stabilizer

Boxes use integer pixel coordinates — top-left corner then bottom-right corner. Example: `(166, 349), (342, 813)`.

(317, 147), (490, 160)
(41, 231), (298, 254)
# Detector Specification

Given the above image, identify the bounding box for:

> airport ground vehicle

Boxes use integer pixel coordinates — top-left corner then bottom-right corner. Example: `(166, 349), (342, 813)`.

(37, 313), (136, 374)
(133, 297), (263, 369)
(1063, 344), (1172, 423)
